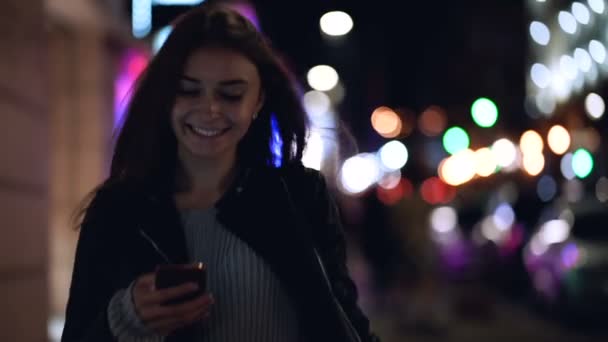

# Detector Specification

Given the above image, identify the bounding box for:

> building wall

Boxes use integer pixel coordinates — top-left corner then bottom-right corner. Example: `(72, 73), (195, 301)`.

(0, 0), (49, 340)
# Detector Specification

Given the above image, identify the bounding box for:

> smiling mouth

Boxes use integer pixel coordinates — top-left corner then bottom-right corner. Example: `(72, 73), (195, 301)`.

(186, 124), (230, 138)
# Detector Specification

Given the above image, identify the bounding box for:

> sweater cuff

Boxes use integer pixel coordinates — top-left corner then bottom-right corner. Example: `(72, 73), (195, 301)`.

(107, 282), (164, 341)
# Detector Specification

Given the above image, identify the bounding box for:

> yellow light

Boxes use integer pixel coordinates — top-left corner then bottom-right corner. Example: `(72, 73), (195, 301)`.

(547, 125), (571, 155)
(523, 152), (545, 176)
(371, 106), (402, 138)
(438, 149), (476, 186)
(474, 147), (498, 177)
(520, 130), (544, 155)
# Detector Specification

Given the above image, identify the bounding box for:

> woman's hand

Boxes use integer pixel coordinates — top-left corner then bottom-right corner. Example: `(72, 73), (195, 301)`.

(132, 273), (214, 336)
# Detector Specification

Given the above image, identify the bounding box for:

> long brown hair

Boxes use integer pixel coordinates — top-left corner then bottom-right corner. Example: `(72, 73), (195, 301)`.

(74, 4), (308, 227)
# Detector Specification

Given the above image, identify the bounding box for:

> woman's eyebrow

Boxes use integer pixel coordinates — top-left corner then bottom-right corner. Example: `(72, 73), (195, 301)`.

(218, 79), (249, 86)
(179, 75), (201, 83)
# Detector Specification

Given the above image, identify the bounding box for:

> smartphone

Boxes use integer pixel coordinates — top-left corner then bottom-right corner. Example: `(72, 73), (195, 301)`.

(155, 262), (207, 305)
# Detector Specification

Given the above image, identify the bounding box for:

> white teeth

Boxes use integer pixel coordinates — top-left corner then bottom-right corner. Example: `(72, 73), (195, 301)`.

(189, 125), (224, 137)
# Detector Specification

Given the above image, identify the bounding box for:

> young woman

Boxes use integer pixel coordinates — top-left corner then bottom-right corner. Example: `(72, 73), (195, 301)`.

(61, 4), (380, 342)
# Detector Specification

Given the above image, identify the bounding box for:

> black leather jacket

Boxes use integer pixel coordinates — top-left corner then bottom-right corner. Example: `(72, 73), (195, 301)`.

(61, 164), (381, 342)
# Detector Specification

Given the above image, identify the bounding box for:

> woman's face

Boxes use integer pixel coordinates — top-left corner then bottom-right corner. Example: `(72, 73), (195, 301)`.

(171, 46), (264, 162)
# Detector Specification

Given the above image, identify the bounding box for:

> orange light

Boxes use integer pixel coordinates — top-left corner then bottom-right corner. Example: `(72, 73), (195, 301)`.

(522, 152), (545, 176)
(474, 147), (498, 177)
(520, 130), (544, 155)
(371, 106), (402, 138)
(438, 149), (476, 186)
(547, 125), (571, 155)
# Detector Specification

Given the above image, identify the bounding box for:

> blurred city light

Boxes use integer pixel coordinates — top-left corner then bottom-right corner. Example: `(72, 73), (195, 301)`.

(474, 147), (498, 177)
(559, 55), (578, 80)
(132, 0), (153, 38)
(561, 243), (582, 269)
(471, 97), (499, 127)
(558, 11), (577, 34)
(596, 177), (608, 202)
(540, 219), (571, 245)
(303, 90), (331, 117)
(301, 131), (324, 171)
(530, 235), (549, 256)
(529, 21), (550, 45)
(439, 149), (476, 186)
(430, 206), (458, 234)
(547, 125), (571, 154)
(572, 2), (591, 24)
(522, 153), (545, 176)
(152, 25), (172, 54)
(565, 179), (585, 202)
(535, 91), (556, 115)
(491, 138), (518, 169)
(442, 126), (470, 155)
(378, 140), (409, 171)
(418, 105), (447, 136)
(339, 153), (380, 195)
(420, 177), (456, 204)
(371, 106), (402, 138)
(530, 63), (551, 88)
(574, 48), (593, 72)
(589, 40), (607, 63)
(319, 11), (354, 36)
(493, 203), (516, 230)
(588, 0), (605, 14)
(572, 148), (594, 178)
(307, 65), (339, 91)
(560, 153), (577, 180)
(377, 170), (401, 190)
(537, 175), (558, 202)
(520, 130), (544, 155)
(584, 92), (605, 119)
(376, 177), (413, 205)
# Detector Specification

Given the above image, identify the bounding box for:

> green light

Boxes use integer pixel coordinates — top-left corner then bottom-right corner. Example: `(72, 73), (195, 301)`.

(471, 97), (498, 128)
(572, 149), (594, 179)
(443, 126), (470, 155)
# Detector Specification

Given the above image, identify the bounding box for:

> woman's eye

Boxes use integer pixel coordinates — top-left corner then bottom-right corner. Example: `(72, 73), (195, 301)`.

(176, 87), (200, 97)
(220, 93), (243, 101)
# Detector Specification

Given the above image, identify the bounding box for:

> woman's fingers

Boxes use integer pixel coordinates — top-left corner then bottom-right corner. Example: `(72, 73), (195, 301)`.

(140, 281), (199, 306)
(141, 293), (213, 322)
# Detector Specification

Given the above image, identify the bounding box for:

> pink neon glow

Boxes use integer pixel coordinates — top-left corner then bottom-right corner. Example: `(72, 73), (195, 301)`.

(230, 2), (260, 31)
(114, 50), (149, 128)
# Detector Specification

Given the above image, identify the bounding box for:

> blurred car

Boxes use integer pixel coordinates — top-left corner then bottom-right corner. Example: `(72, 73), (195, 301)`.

(523, 198), (608, 323)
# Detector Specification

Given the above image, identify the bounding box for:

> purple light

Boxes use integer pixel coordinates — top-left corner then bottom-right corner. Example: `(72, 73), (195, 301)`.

(230, 2), (261, 31)
(270, 114), (282, 168)
(560, 243), (580, 269)
(114, 50), (149, 129)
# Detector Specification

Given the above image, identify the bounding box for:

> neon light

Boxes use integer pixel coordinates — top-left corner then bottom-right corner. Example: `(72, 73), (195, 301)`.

(270, 114), (283, 168)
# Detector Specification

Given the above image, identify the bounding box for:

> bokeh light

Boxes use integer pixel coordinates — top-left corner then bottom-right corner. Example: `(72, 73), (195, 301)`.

(419, 106), (447, 136)
(430, 206), (458, 234)
(558, 11), (577, 34)
(529, 21), (550, 45)
(471, 97), (499, 127)
(442, 126), (470, 155)
(574, 48), (592, 72)
(584, 92), (605, 119)
(493, 203), (516, 230)
(531, 63), (551, 88)
(439, 149), (476, 186)
(560, 55), (578, 80)
(474, 147), (498, 177)
(376, 177), (413, 205)
(520, 130), (544, 154)
(420, 177), (457, 204)
(547, 125), (571, 155)
(572, 148), (594, 178)
(588, 0), (605, 14)
(301, 131), (324, 171)
(522, 153), (545, 176)
(378, 170), (402, 190)
(371, 106), (402, 138)
(537, 175), (558, 202)
(560, 153), (576, 180)
(307, 65), (339, 91)
(491, 138), (518, 168)
(565, 179), (585, 203)
(319, 11), (354, 36)
(589, 40), (607, 63)
(378, 140), (409, 171)
(596, 177), (608, 202)
(303, 90), (331, 117)
(540, 219), (571, 245)
(339, 153), (380, 195)
(572, 2), (591, 24)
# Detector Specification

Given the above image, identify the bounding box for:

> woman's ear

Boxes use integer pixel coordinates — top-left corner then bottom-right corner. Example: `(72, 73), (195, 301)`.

(255, 90), (265, 114)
